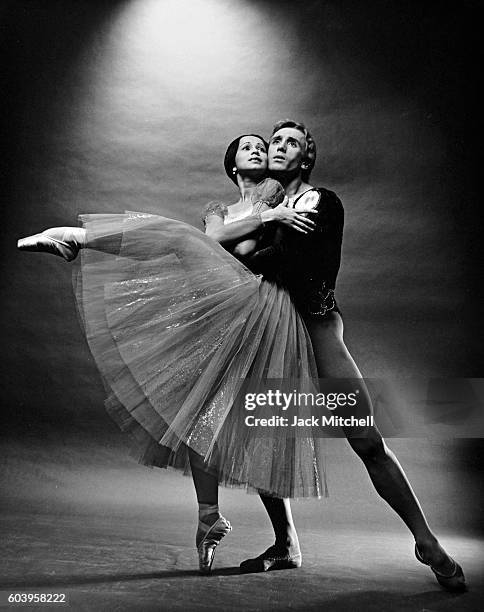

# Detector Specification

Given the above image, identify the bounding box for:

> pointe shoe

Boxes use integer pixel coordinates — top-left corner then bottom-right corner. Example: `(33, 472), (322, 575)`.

(17, 227), (84, 262)
(415, 544), (466, 591)
(239, 544), (302, 574)
(197, 515), (232, 575)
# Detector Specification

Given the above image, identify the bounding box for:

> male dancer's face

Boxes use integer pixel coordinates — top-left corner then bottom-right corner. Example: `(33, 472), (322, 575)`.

(268, 127), (307, 175)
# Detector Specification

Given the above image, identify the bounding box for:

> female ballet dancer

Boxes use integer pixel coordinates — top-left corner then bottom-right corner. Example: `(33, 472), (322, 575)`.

(232, 119), (465, 591)
(17, 133), (320, 575)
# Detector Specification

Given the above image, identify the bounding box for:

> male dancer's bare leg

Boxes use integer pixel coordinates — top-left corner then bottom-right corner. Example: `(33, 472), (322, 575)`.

(244, 311), (465, 587)
(303, 311), (465, 588)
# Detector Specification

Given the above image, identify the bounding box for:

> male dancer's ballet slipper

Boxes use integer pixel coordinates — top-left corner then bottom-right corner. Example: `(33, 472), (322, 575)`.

(197, 515), (232, 575)
(17, 227), (85, 262)
(239, 544), (302, 574)
(415, 544), (466, 591)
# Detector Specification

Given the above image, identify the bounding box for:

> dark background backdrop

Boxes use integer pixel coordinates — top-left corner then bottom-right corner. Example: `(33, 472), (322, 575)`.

(0, 0), (482, 533)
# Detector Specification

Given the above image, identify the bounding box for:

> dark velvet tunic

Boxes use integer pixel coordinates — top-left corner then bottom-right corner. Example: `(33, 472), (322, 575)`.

(247, 187), (344, 317)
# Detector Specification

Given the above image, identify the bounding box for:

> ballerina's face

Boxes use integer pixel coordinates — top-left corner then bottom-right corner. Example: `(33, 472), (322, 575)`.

(235, 136), (268, 175)
(268, 127), (306, 173)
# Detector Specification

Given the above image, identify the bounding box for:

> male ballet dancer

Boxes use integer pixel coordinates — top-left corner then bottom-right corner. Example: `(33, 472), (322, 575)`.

(240, 119), (465, 592)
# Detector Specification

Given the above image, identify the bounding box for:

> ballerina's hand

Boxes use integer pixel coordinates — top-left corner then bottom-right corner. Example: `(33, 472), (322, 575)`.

(271, 197), (317, 233)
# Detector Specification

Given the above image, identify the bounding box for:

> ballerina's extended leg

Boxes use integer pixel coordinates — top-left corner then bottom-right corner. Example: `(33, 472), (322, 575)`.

(17, 227), (87, 261)
(17, 226), (126, 260)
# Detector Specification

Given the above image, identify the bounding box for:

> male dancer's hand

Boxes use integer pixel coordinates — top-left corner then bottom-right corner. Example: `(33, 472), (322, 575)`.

(267, 197), (317, 234)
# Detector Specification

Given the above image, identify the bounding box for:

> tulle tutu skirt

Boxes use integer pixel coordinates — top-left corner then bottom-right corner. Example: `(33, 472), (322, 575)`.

(74, 212), (327, 498)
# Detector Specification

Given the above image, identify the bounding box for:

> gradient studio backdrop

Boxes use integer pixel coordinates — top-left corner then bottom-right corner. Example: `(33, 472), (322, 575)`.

(0, 0), (482, 531)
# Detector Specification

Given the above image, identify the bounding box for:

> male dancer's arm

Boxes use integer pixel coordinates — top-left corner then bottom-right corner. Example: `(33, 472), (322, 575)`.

(246, 189), (344, 293)
(204, 180), (314, 250)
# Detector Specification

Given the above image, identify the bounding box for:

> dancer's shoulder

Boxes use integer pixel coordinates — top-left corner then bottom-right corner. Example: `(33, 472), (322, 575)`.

(292, 187), (343, 218)
(201, 201), (229, 225)
(314, 187), (344, 210)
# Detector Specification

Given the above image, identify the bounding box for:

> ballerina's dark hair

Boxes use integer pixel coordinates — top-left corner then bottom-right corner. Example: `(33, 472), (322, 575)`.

(224, 134), (269, 185)
(271, 119), (316, 182)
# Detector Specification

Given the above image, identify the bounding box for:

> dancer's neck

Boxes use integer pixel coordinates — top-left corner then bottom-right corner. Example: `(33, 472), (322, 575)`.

(236, 175), (262, 204)
(269, 171), (312, 197)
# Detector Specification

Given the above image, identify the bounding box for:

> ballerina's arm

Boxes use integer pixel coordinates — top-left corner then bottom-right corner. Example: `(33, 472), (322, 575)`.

(204, 211), (265, 247)
(202, 200), (278, 248)
(202, 197), (316, 248)
(230, 200), (274, 258)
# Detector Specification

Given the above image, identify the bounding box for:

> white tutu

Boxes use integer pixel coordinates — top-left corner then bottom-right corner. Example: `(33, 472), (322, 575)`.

(73, 212), (327, 497)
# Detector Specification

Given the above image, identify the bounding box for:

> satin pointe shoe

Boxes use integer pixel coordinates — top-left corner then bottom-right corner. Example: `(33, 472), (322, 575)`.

(17, 227), (85, 262)
(415, 544), (466, 591)
(239, 544), (302, 574)
(197, 515), (232, 575)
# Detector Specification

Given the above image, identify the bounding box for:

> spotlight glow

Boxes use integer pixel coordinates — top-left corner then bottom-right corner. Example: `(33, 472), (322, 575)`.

(68, 0), (314, 178)
(109, 0), (269, 91)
